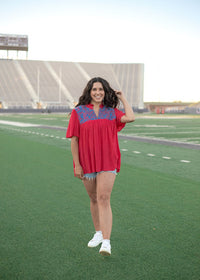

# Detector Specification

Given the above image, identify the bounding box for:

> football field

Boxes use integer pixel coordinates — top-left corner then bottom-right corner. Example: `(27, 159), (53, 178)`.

(0, 113), (200, 280)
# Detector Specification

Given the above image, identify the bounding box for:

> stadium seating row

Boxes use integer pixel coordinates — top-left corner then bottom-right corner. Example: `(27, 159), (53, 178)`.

(0, 59), (144, 109)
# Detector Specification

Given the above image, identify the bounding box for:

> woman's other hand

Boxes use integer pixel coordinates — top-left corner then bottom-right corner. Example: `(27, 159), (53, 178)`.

(75, 164), (84, 180)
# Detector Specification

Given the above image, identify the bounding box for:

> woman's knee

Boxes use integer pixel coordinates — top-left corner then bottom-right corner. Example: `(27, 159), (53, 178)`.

(97, 193), (110, 205)
(88, 192), (97, 203)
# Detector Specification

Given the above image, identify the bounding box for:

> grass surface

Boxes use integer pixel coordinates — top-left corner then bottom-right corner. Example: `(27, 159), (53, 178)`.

(0, 114), (200, 280)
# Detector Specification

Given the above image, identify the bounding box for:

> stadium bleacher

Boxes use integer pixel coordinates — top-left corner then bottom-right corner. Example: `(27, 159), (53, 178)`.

(0, 60), (33, 108)
(0, 59), (144, 111)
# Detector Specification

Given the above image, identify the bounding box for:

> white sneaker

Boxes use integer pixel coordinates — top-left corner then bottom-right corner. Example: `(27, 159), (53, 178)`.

(87, 232), (103, 247)
(99, 241), (111, 256)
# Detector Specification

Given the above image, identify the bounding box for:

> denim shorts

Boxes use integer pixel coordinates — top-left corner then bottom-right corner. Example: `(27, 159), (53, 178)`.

(84, 169), (117, 180)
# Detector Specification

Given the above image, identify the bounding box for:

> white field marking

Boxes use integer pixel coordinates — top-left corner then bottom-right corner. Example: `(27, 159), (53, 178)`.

(133, 125), (175, 128)
(162, 156), (171, 159)
(137, 115), (200, 119)
(123, 140), (127, 143)
(134, 131), (200, 135)
(133, 151), (141, 154)
(0, 120), (40, 127)
(180, 160), (191, 163)
(172, 137), (200, 141)
(40, 118), (57, 120)
(147, 154), (155, 157)
(1, 126), (65, 141)
(170, 138), (200, 144)
(121, 148), (128, 151)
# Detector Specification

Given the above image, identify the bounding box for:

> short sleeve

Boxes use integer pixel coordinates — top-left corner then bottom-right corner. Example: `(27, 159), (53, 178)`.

(66, 109), (80, 138)
(114, 108), (126, 132)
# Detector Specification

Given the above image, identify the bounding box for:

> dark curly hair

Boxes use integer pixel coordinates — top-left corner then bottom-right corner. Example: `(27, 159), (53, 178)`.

(76, 77), (119, 108)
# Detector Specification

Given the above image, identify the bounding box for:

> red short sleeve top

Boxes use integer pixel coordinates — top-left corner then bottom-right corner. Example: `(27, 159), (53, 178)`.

(66, 104), (125, 175)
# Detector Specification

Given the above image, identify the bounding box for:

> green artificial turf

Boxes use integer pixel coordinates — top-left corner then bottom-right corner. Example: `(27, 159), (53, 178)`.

(0, 115), (200, 280)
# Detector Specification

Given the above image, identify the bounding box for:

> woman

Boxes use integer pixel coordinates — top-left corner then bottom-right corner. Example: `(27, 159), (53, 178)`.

(66, 77), (135, 256)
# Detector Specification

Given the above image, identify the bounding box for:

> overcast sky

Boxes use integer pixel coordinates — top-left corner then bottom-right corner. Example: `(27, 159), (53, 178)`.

(1, 0), (200, 102)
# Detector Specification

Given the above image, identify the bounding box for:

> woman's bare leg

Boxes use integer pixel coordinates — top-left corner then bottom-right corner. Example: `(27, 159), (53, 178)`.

(82, 178), (100, 231)
(96, 172), (116, 239)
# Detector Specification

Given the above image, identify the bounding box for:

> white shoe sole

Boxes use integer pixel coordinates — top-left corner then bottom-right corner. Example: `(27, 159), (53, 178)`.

(99, 249), (111, 256)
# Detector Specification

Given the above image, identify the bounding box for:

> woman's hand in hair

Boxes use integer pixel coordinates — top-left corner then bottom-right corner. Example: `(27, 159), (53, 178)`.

(115, 90), (135, 123)
(115, 91), (126, 101)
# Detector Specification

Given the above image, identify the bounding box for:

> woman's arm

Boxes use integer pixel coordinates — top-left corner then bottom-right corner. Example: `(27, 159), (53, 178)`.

(115, 91), (135, 123)
(71, 136), (84, 180)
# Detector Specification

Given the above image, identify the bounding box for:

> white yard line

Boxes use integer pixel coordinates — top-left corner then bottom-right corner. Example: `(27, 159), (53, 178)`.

(0, 120), (40, 127)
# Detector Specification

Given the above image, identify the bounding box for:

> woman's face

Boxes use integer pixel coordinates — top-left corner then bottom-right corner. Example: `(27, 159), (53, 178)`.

(90, 82), (105, 105)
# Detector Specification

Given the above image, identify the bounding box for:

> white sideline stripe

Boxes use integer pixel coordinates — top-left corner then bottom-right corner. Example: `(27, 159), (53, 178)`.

(180, 160), (191, 163)
(121, 148), (128, 151)
(162, 156), (171, 159)
(0, 120), (40, 127)
(147, 154), (155, 156)
(133, 151), (141, 154)
(1, 126), (90, 145)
